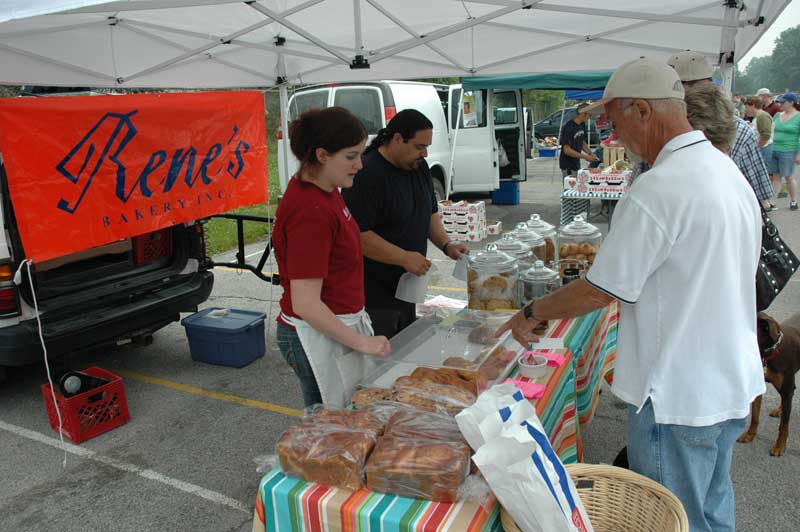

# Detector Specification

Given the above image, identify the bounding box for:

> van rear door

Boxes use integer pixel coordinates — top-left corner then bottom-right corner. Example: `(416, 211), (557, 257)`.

(492, 90), (527, 182)
(447, 85), (498, 194)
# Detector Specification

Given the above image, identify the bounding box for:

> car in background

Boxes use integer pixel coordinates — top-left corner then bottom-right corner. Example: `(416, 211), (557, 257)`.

(533, 106), (610, 145)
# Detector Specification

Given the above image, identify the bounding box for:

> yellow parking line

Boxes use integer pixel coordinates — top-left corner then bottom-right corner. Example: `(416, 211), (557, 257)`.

(428, 285), (467, 292)
(115, 370), (302, 418)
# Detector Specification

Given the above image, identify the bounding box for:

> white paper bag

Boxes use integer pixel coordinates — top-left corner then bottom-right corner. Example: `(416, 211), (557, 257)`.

(452, 256), (469, 281)
(455, 383), (536, 450)
(473, 419), (593, 532)
(395, 272), (430, 303)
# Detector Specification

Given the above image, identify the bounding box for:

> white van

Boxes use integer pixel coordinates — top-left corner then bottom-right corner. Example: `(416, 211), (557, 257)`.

(277, 81), (526, 199)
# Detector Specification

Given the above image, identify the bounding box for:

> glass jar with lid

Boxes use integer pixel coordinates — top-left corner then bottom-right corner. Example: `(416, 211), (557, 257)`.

(526, 214), (557, 262)
(495, 232), (534, 269)
(519, 260), (560, 335)
(510, 222), (547, 263)
(557, 215), (602, 267)
(466, 243), (519, 311)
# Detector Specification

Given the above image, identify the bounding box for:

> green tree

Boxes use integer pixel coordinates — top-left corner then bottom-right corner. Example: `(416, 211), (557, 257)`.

(770, 25), (800, 92)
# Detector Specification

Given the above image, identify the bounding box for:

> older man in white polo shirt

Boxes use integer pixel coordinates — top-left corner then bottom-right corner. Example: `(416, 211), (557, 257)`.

(497, 58), (764, 532)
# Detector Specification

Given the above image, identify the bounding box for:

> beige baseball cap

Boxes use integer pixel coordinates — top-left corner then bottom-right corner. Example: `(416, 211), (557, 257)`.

(667, 50), (714, 82)
(583, 57), (685, 115)
(756, 88), (772, 96)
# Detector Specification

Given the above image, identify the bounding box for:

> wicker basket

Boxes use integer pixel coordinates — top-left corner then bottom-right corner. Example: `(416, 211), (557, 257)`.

(500, 463), (689, 532)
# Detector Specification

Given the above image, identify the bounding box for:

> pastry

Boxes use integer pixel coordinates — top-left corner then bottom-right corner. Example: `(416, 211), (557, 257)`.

(486, 298), (513, 311)
(468, 298), (485, 310)
(442, 356), (478, 369)
(482, 275), (509, 292)
(467, 326), (495, 345)
(351, 388), (394, 410)
(277, 424), (376, 491)
(468, 269), (478, 282)
(579, 243), (596, 255)
(365, 436), (471, 501)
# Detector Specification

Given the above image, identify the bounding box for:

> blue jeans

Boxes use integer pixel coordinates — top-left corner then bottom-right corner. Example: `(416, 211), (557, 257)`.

(627, 400), (747, 532)
(276, 321), (322, 407)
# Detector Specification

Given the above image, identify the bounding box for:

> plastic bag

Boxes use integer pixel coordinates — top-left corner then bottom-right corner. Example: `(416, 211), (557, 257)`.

(472, 419), (594, 532)
(393, 378), (476, 416)
(276, 423), (378, 491)
(303, 406), (385, 438)
(456, 382), (536, 450)
(497, 137), (511, 167)
(385, 408), (467, 444)
(253, 454), (279, 474)
(365, 435), (471, 502)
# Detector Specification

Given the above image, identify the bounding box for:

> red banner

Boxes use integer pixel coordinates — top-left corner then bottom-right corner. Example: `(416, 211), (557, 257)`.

(0, 91), (267, 262)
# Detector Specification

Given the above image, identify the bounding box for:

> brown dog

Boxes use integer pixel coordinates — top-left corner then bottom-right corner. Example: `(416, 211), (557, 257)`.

(737, 312), (800, 456)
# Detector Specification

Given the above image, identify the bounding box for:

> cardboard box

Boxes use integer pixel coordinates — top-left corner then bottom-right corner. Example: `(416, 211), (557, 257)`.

(486, 220), (503, 235)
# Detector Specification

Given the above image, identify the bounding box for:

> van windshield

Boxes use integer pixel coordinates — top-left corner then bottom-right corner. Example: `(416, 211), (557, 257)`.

(333, 88), (382, 134)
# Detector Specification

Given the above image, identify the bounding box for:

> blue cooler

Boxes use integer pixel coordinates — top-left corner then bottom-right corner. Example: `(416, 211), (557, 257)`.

(181, 308), (266, 368)
(492, 180), (520, 206)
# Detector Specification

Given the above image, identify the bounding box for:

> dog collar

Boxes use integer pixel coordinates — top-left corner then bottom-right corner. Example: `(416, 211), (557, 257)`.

(761, 330), (784, 364)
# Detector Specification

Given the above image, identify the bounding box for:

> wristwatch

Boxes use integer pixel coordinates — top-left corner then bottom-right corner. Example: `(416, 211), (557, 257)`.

(524, 301), (535, 320)
(441, 240), (452, 254)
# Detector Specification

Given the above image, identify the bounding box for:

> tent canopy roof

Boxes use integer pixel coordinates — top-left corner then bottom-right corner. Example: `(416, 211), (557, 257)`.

(0, 1), (791, 88)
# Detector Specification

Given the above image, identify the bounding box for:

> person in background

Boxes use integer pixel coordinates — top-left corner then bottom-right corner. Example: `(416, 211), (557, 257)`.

(684, 83), (736, 154)
(558, 102), (599, 177)
(732, 94), (745, 118)
(343, 110), (469, 338)
(769, 92), (800, 211)
(273, 107), (390, 408)
(744, 96), (774, 204)
(668, 51), (774, 210)
(758, 88), (782, 117)
(498, 58), (763, 532)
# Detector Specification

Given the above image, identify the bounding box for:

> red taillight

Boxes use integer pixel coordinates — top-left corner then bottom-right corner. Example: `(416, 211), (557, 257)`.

(384, 106), (397, 122)
(0, 287), (18, 315)
(276, 127), (283, 140)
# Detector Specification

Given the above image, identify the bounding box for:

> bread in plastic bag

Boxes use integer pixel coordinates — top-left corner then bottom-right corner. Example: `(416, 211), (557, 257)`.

(303, 406), (385, 438)
(385, 408), (467, 444)
(350, 387), (394, 409)
(456, 382), (536, 450)
(472, 419), (594, 532)
(277, 423), (377, 491)
(392, 378), (476, 416)
(365, 435), (471, 502)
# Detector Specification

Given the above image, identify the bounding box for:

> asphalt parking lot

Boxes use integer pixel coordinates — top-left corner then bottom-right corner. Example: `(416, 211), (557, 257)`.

(1, 158), (798, 532)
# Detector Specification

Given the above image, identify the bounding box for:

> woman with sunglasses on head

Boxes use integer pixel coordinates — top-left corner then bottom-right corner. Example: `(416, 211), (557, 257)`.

(273, 107), (390, 408)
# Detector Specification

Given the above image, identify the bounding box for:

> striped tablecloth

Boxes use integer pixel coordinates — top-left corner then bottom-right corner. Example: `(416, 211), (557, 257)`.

(252, 471), (501, 532)
(546, 303), (618, 428)
(252, 308), (617, 532)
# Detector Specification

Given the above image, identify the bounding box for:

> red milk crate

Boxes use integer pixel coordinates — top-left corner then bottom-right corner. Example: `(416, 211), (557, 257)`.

(41, 367), (131, 444)
(133, 228), (173, 265)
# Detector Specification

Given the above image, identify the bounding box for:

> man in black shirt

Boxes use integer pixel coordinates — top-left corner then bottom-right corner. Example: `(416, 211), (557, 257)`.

(343, 110), (469, 338)
(559, 102), (599, 176)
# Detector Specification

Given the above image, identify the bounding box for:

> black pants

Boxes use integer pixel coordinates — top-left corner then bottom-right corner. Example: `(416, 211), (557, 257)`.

(366, 302), (416, 339)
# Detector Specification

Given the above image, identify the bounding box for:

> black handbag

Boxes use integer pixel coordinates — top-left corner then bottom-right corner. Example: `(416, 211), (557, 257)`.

(756, 207), (798, 311)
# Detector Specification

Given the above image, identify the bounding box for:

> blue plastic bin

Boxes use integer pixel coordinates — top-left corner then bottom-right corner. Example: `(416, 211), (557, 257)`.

(492, 180), (520, 206)
(181, 308), (266, 368)
(539, 147), (558, 157)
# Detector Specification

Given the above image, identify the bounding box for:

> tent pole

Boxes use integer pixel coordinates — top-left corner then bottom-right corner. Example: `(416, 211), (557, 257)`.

(553, 96), (566, 184)
(278, 56), (291, 195)
(446, 89), (465, 201)
(718, 1), (739, 97)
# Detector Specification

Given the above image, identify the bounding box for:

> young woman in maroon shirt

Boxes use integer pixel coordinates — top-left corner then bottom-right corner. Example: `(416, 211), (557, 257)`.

(273, 107), (390, 407)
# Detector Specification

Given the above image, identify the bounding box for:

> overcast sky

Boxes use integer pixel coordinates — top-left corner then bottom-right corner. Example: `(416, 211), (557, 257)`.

(739, 2), (800, 68)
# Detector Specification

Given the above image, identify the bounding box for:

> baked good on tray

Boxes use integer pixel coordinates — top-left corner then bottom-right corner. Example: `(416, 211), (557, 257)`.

(393, 379), (476, 416)
(351, 387), (394, 410)
(308, 408), (385, 438)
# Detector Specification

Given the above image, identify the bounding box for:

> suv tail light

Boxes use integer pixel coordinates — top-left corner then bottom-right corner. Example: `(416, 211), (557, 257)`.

(276, 126), (283, 140)
(132, 228), (173, 265)
(384, 106), (397, 122)
(0, 263), (19, 317)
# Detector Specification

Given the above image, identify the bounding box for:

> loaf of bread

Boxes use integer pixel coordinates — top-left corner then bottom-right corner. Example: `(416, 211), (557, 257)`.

(351, 387), (394, 410)
(409, 367), (476, 395)
(393, 379), (476, 416)
(365, 436), (471, 501)
(308, 408), (385, 438)
(385, 409), (467, 444)
(277, 424), (377, 491)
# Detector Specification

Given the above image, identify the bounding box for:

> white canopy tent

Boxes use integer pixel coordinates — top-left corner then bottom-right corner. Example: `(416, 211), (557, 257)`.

(0, 0), (792, 181)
